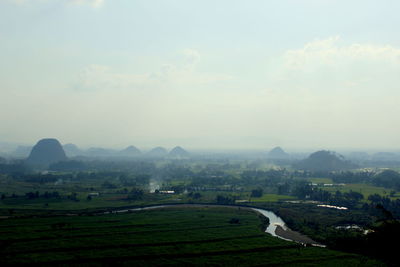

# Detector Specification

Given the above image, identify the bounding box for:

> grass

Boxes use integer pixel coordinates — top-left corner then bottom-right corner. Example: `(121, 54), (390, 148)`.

(321, 183), (394, 200)
(0, 207), (382, 266)
(0, 194), (177, 210)
(302, 177), (398, 201)
(251, 194), (296, 202)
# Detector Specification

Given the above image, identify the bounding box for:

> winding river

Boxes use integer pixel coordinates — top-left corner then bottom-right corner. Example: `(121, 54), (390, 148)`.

(106, 204), (323, 246)
(252, 208), (287, 236)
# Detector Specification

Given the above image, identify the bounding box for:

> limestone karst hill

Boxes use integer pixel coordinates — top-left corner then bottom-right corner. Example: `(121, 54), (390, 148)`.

(27, 138), (67, 165)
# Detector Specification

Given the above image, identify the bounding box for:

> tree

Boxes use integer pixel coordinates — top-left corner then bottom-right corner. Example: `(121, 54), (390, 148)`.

(216, 195), (234, 204)
(127, 188), (144, 200)
(102, 181), (117, 189)
(193, 192), (202, 199)
(373, 170), (400, 189)
(251, 188), (263, 198)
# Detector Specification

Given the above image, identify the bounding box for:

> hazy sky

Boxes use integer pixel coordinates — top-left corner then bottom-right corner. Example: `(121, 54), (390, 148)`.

(1, 0), (400, 150)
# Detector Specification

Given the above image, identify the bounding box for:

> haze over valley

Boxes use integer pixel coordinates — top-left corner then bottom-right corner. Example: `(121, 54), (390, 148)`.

(1, 1), (400, 266)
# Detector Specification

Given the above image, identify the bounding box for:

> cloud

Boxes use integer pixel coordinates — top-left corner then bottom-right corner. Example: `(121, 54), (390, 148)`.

(276, 36), (400, 92)
(249, 37), (400, 148)
(284, 36), (400, 71)
(67, 0), (104, 8)
(182, 48), (201, 70)
(73, 49), (233, 91)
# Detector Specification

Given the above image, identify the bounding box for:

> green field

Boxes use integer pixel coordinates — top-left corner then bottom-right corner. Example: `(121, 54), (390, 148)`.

(0, 207), (381, 266)
(321, 183), (393, 200)
(251, 194), (296, 202)
(0, 193), (181, 211)
(303, 177), (398, 200)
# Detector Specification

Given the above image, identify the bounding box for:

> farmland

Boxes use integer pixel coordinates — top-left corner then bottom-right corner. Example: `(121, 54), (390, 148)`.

(0, 207), (381, 266)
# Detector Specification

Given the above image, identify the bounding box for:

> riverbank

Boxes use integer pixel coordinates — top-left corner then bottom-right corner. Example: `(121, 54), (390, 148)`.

(275, 225), (323, 246)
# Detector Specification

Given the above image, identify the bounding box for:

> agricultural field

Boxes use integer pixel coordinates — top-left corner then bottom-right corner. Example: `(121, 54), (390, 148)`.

(303, 177), (399, 200)
(0, 207), (382, 266)
(250, 194), (296, 203)
(320, 183), (395, 200)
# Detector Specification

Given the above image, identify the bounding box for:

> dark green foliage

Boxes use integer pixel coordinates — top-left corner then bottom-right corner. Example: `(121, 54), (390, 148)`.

(331, 171), (375, 183)
(329, 220), (400, 265)
(373, 170), (400, 190)
(119, 173), (150, 186)
(216, 195), (235, 204)
(188, 192), (202, 199)
(49, 160), (86, 171)
(193, 192), (202, 199)
(251, 188), (263, 197)
(13, 173), (61, 183)
(0, 160), (30, 174)
(6, 191), (61, 201)
(102, 181), (117, 189)
(365, 194), (400, 219)
(127, 188), (144, 200)
(291, 182), (364, 208)
(67, 192), (79, 201)
(256, 202), (374, 242)
(229, 217), (240, 224)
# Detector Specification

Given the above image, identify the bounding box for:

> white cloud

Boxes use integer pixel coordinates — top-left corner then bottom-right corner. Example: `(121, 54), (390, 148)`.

(182, 48), (201, 70)
(68, 0), (104, 8)
(74, 49), (233, 91)
(276, 36), (400, 92)
(284, 36), (400, 70)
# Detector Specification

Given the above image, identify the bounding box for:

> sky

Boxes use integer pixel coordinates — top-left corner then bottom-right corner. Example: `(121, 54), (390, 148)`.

(1, 0), (400, 150)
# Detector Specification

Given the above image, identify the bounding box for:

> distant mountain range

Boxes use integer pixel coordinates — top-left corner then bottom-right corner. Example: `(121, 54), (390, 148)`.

(147, 147), (168, 157)
(62, 144), (190, 158)
(4, 138), (400, 167)
(63, 143), (82, 157)
(267, 147), (289, 159)
(19, 138), (194, 169)
(118, 146), (142, 156)
(13, 145), (32, 158)
(169, 146), (190, 158)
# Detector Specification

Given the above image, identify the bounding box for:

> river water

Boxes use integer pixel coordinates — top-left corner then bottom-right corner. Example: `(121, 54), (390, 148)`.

(252, 208), (287, 236)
